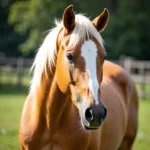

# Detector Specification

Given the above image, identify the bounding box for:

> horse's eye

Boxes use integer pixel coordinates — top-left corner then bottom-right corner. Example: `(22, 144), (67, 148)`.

(66, 53), (74, 63)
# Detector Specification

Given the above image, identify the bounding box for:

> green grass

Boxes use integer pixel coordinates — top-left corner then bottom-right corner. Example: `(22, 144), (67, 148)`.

(0, 95), (25, 150)
(136, 84), (150, 92)
(134, 99), (150, 150)
(0, 74), (31, 87)
(0, 87), (150, 150)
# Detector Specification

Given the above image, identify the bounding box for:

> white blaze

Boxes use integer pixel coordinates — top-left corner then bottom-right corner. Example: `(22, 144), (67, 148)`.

(81, 40), (99, 105)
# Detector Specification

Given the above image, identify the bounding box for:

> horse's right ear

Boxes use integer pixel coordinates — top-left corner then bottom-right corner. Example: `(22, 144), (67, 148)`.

(62, 5), (75, 34)
(92, 8), (109, 32)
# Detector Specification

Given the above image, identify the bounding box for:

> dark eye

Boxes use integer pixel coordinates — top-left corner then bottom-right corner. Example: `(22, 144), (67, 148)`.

(66, 53), (74, 63)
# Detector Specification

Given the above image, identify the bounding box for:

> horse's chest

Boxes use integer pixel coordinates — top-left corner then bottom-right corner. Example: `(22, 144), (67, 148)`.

(41, 129), (90, 150)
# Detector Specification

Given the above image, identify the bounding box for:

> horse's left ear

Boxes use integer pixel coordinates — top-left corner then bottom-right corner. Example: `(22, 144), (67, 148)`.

(92, 8), (109, 32)
(62, 5), (75, 34)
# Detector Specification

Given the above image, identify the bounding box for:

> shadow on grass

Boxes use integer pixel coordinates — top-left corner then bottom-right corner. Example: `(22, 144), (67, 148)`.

(0, 84), (28, 95)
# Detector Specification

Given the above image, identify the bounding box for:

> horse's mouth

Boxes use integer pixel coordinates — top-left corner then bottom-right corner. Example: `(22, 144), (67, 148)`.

(84, 125), (98, 130)
(81, 120), (100, 130)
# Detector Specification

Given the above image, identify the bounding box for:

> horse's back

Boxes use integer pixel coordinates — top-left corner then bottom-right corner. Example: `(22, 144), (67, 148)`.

(99, 61), (138, 150)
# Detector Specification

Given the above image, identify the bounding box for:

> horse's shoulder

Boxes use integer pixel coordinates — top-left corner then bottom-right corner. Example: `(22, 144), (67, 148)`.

(21, 93), (34, 121)
(103, 61), (133, 103)
(103, 60), (131, 85)
(20, 93), (38, 143)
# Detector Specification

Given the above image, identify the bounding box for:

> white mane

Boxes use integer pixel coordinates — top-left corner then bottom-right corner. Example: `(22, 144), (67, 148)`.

(30, 14), (104, 92)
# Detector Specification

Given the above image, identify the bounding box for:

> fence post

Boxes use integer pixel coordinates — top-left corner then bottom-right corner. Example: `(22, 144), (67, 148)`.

(17, 57), (24, 88)
(139, 65), (146, 99)
(123, 57), (133, 74)
(119, 55), (126, 68)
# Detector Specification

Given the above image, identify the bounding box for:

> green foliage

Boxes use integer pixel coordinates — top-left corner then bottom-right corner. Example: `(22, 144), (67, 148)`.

(1, 0), (150, 59)
(104, 0), (150, 60)
(7, 0), (108, 55)
(9, 0), (66, 54)
(0, 0), (26, 57)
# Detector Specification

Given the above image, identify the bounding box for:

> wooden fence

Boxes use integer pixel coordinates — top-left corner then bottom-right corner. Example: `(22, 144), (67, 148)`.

(0, 56), (150, 99)
(0, 57), (33, 88)
(121, 57), (150, 99)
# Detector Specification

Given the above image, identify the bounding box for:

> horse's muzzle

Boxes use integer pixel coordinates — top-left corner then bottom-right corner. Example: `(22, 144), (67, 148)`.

(83, 105), (107, 130)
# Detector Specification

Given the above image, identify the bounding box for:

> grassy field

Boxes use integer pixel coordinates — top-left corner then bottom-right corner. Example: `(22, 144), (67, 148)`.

(0, 86), (28, 150)
(0, 86), (150, 150)
(134, 98), (150, 150)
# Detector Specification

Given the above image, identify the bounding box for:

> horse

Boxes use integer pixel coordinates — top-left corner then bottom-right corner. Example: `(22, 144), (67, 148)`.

(19, 5), (139, 150)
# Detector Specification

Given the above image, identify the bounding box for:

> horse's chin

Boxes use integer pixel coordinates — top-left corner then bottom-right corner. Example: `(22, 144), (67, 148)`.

(81, 120), (99, 130)
(84, 125), (99, 130)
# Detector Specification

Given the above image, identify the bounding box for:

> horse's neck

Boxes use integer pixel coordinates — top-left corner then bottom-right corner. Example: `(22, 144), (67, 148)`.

(46, 76), (71, 131)
(33, 71), (73, 131)
(32, 72), (52, 124)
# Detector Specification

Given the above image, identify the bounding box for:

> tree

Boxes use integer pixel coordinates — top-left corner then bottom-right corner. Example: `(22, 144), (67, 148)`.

(104, 0), (150, 60)
(9, 0), (67, 55)
(0, 0), (26, 57)
(8, 0), (109, 55)
(7, 0), (150, 59)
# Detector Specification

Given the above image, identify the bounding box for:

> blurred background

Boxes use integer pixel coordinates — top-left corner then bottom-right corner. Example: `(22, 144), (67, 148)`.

(0, 0), (150, 149)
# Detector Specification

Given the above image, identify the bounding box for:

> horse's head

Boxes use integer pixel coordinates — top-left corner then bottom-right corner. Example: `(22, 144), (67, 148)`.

(56, 5), (109, 130)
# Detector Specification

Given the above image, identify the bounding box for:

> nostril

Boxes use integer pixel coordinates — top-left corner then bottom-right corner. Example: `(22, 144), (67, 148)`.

(85, 107), (93, 122)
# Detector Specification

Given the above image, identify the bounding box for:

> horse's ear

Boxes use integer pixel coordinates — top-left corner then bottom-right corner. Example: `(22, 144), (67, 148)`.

(62, 5), (75, 34)
(92, 8), (109, 32)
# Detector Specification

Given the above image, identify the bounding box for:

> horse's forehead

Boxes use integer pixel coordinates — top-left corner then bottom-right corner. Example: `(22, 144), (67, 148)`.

(80, 38), (106, 59)
(81, 40), (98, 64)
(57, 29), (103, 58)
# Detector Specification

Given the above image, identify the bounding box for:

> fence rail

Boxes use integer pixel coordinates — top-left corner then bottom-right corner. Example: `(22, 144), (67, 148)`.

(0, 57), (33, 88)
(0, 57), (150, 99)
(120, 57), (150, 99)
(0, 57), (33, 66)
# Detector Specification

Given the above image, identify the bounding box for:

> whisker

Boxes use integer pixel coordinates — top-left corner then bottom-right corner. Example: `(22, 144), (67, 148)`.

(76, 117), (90, 136)
(106, 113), (113, 121)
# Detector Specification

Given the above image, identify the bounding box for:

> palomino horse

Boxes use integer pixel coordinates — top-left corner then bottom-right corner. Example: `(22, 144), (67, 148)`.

(20, 5), (138, 150)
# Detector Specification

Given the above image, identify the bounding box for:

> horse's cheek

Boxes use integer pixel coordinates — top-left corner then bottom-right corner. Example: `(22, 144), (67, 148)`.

(56, 51), (69, 93)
